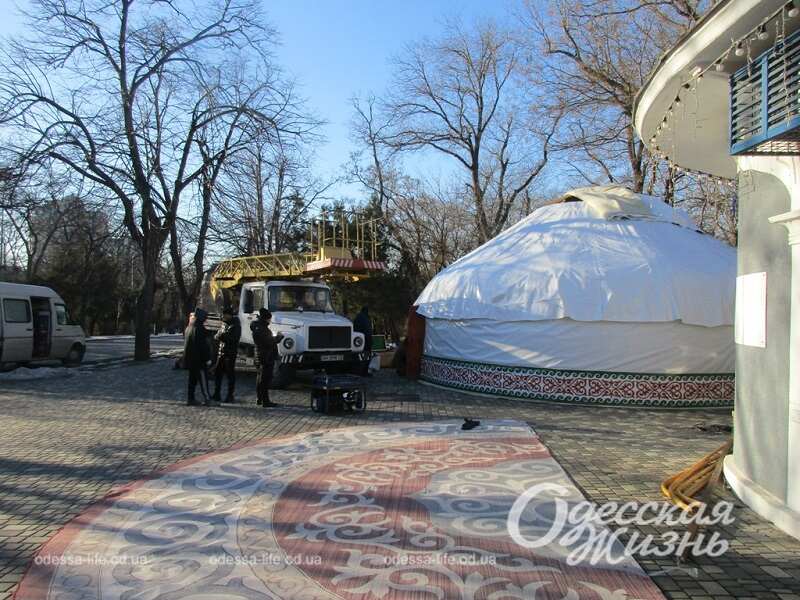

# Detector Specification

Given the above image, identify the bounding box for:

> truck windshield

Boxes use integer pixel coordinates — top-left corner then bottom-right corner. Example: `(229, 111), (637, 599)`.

(268, 286), (334, 312)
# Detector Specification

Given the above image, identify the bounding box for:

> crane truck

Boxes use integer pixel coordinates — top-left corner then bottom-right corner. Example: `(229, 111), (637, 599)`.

(200, 215), (385, 388)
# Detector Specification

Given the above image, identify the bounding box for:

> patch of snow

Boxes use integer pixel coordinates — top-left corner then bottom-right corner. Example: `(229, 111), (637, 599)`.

(0, 367), (75, 381)
(87, 334), (183, 340)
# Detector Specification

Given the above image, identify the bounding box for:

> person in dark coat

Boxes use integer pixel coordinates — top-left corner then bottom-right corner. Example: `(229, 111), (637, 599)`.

(213, 307), (241, 403)
(352, 306), (373, 375)
(392, 337), (408, 376)
(184, 308), (214, 406)
(251, 308), (283, 407)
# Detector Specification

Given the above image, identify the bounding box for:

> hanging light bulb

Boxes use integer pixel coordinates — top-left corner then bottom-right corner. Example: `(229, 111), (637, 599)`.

(674, 95), (682, 107)
(735, 41), (745, 56)
(788, 2), (799, 18)
(757, 24), (769, 40)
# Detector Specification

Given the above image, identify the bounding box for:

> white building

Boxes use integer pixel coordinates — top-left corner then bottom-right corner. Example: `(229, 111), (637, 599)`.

(634, 0), (800, 538)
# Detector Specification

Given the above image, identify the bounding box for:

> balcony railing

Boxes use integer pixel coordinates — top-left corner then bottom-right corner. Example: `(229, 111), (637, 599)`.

(730, 28), (800, 155)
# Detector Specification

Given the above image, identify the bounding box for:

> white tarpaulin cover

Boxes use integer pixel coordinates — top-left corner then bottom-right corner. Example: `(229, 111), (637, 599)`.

(424, 318), (734, 374)
(563, 184), (654, 220)
(415, 187), (736, 374)
(415, 188), (735, 327)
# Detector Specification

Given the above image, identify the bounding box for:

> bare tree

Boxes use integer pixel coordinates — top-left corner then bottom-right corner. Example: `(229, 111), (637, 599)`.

(518, 1), (737, 243)
(39, 196), (130, 334)
(0, 159), (79, 280)
(210, 133), (333, 258)
(520, 0), (708, 192)
(380, 21), (559, 244)
(165, 63), (317, 315)
(0, 0), (276, 359)
(350, 97), (478, 293)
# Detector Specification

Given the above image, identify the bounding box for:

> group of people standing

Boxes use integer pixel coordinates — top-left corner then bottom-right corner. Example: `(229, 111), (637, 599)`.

(182, 307), (281, 407)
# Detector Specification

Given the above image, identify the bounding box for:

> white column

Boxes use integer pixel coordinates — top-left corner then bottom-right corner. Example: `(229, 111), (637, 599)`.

(736, 156), (800, 527)
(768, 208), (800, 513)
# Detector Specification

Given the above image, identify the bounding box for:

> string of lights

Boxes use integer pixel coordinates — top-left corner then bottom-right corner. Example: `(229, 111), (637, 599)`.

(648, 1), (800, 178)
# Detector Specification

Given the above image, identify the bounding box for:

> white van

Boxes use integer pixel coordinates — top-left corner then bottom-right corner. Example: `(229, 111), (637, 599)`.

(0, 282), (86, 368)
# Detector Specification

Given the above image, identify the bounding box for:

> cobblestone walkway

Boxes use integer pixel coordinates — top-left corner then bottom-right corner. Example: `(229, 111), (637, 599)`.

(0, 359), (798, 599)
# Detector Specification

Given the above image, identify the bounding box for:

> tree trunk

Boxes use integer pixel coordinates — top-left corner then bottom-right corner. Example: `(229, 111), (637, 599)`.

(471, 167), (489, 245)
(133, 253), (158, 360)
(628, 127), (645, 193)
(189, 185), (212, 313)
(270, 161), (286, 253)
(169, 227), (193, 317)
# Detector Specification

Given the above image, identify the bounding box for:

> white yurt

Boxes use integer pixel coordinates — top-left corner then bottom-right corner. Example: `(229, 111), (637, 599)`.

(414, 185), (736, 407)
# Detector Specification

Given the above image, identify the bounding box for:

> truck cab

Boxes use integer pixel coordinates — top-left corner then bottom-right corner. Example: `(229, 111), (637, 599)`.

(224, 280), (368, 386)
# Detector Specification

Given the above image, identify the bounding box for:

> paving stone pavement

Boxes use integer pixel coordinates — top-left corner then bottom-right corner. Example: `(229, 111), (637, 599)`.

(0, 359), (798, 600)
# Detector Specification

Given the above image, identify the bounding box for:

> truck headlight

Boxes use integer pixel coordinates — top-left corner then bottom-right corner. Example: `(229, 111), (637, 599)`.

(283, 337), (295, 350)
(353, 336), (363, 348)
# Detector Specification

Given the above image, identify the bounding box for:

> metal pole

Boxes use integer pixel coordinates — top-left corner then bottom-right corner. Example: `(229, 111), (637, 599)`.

(371, 219), (377, 260)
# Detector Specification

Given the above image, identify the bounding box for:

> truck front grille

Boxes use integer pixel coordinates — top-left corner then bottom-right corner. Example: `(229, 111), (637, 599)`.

(308, 326), (351, 350)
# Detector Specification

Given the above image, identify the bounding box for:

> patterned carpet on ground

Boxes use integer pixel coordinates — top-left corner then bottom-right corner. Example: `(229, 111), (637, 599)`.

(16, 420), (665, 599)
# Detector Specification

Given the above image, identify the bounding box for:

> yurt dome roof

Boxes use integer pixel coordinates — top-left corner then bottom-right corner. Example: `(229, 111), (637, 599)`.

(414, 185), (736, 328)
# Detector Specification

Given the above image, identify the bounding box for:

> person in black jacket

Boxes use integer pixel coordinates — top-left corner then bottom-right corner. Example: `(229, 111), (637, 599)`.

(352, 306), (373, 375)
(212, 307), (241, 403)
(250, 308), (283, 407)
(184, 308), (214, 406)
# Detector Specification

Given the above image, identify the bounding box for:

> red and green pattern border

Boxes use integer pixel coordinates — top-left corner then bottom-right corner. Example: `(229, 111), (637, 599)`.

(420, 355), (734, 408)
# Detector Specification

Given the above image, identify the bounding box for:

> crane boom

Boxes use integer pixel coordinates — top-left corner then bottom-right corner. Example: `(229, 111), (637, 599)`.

(208, 212), (386, 299)
(209, 247), (386, 300)
(211, 253), (313, 290)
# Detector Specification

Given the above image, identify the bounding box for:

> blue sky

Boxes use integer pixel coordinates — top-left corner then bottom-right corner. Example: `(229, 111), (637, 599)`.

(0, 0), (517, 200)
(262, 0), (516, 198)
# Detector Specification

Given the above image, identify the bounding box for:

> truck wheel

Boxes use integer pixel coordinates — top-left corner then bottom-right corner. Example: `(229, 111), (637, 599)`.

(62, 344), (85, 367)
(270, 362), (292, 389)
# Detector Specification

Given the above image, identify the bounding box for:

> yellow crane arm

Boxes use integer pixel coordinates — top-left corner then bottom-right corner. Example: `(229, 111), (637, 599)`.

(210, 253), (314, 297)
(208, 249), (387, 301)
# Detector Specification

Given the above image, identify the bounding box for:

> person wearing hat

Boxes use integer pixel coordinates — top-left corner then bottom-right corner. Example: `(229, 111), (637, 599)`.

(184, 308), (214, 406)
(250, 308), (283, 407)
(212, 306), (241, 403)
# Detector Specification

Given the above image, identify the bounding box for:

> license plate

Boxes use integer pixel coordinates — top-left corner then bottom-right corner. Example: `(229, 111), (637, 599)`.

(321, 354), (343, 362)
